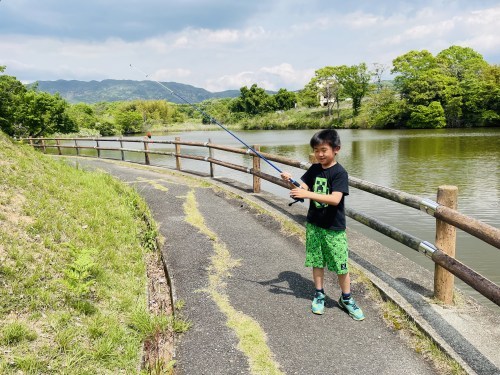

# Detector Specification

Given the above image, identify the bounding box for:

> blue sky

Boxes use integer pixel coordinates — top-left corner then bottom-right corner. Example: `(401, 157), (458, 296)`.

(1, 0), (499, 91)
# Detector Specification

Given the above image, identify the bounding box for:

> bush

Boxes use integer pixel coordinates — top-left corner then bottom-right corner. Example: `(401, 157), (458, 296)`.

(407, 101), (446, 128)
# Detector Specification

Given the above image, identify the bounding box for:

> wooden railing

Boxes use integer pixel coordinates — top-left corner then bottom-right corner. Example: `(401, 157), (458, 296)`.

(24, 136), (500, 306)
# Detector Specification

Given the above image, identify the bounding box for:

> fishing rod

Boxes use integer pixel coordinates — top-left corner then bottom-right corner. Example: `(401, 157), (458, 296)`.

(129, 64), (303, 206)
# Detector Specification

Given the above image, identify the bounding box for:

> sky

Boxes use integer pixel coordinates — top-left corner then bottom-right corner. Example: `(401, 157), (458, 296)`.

(0, 0), (499, 92)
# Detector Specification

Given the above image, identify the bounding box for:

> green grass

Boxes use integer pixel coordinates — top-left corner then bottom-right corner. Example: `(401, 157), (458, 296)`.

(0, 132), (166, 373)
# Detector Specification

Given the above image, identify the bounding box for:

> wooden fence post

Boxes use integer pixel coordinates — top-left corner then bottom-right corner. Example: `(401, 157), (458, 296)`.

(96, 138), (101, 158)
(75, 139), (80, 156)
(175, 137), (181, 170)
(208, 138), (214, 178)
(434, 185), (458, 304)
(253, 144), (261, 193)
(41, 139), (46, 153)
(56, 139), (62, 155)
(119, 137), (125, 161)
(143, 138), (150, 165)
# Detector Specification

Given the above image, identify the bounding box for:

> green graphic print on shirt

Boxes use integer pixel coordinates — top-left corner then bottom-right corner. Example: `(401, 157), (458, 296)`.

(313, 177), (329, 208)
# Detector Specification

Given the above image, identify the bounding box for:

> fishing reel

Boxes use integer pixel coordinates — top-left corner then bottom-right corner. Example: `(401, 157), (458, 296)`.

(288, 180), (304, 206)
(288, 198), (304, 206)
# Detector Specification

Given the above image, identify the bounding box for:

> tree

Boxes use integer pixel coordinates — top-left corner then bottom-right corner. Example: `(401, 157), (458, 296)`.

(363, 87), (407, 128)
(313, 66), (342, 116)
(437, 46), (488, 82)
(437, 46), (494, 126)
(407, 101), (446, 129)
(296, 84), (319, 108)
(0, 71), (27, 136)
(14, 90), (76, 137)
(273, 89), (296, 111)
(392, 50), (439, 102)
(230, 84), (275, 115)
(114, 110), (143, 134)
(392, 49), (464, 127)
(372, 63), (389, 92)
(67, 103), (98, 130)
(199, 98), (232, 124)
(479, 64), (500, 126)
(336, 63), (371, 116)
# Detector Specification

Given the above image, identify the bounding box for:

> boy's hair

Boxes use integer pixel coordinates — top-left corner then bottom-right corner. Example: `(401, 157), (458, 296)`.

(310, 129), (341, 149)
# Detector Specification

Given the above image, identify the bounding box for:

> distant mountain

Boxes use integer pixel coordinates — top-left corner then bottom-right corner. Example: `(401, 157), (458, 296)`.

(30, 79), (241, 104)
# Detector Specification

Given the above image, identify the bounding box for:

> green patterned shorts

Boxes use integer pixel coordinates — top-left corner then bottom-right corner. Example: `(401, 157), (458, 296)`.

(305, 223), (349, 274)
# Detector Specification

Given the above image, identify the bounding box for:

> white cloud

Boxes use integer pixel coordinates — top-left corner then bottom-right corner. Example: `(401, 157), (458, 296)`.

(205, 63), (314, 92)
(153, 68), (191, 81)
(342, 11), (381, 29)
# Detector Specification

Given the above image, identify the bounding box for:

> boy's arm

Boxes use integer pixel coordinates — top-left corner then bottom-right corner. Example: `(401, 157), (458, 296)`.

(290, 189), (343, 206)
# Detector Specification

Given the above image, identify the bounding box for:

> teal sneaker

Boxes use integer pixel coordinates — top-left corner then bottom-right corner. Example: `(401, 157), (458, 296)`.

(338, 297), (365, 321)
(311, 292), (325, 315)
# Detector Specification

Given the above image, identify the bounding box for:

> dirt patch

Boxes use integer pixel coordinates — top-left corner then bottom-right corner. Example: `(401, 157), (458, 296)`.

(142, 248), (175, 373)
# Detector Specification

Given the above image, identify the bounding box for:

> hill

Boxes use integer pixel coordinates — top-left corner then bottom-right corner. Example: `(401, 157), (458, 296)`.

(30, 79), (241, 104)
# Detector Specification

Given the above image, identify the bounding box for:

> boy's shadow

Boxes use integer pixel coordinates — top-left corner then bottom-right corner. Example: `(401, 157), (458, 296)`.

(257, 271), (337, 308)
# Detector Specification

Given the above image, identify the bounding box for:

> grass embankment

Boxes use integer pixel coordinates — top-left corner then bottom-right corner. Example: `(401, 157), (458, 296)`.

(144, 106), (354, 134)
(0, 133), (179, 374)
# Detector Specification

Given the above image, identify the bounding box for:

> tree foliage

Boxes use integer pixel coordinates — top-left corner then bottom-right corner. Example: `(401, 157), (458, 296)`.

(390, 46), (497, 128)
(0, 69), (76, 137)
(229, 84), (296, 116)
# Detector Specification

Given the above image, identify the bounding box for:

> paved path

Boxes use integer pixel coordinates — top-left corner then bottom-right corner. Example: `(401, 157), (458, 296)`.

(67, 157), (499, 375)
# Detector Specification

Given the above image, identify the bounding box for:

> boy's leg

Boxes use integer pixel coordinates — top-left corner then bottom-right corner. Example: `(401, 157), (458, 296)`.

(306, 224), (326, 314)
(322, 230), (365, 321)
(313, 267), (325, 290)
(338, 273), (350, 294)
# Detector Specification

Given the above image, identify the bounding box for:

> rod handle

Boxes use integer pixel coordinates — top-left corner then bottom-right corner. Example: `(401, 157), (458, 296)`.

(290, 178), (304, 203)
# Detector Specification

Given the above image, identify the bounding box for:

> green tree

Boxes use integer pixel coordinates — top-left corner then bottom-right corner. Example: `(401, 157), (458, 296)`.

(363, 87), (407, 128)
(437, 46), (488, 82)
(273, 89), (296, 111)
(67, 103), (98, 130)
(479, 64), (500, 126)
(114, 110), (143, 134)
(392, 49), (464, 127)
(230, 84), (274, 115)
(15, 90), (76, 137)
(336, 63), (371, 116)
(392, 50), (439, 104)
(0, 69), (27, 136)
(199, 98), (232, 124)
(312, 66), (342, 116)
(296, 84), (319, 108)
(407, 101), (446, 129)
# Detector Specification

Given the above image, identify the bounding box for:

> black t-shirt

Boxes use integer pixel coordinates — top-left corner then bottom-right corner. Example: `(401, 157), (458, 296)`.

(301, 163), (349, 230)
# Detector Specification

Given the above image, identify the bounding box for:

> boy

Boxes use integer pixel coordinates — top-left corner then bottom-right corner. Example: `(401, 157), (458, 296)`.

(281, 129), (364, 320)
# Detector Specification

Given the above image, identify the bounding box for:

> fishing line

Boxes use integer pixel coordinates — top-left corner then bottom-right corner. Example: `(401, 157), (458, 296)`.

(129, 64), (303, 205)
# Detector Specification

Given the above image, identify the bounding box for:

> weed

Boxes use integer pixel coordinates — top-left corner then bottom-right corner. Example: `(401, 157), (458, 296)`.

(0, 322), (37, 345)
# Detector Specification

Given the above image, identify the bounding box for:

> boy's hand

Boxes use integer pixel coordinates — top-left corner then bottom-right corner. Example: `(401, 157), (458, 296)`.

(290, 187), (309, 200)
(280, 172), (292, 182)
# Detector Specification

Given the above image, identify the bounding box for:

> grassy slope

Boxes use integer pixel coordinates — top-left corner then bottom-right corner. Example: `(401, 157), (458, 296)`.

(0, 132), (159, 373)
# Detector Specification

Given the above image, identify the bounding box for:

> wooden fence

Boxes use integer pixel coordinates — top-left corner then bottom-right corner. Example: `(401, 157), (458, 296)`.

(25, 136), (500, 306)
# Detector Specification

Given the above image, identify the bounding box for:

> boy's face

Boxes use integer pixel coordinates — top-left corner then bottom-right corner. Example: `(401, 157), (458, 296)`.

(313, 142), (339, 168)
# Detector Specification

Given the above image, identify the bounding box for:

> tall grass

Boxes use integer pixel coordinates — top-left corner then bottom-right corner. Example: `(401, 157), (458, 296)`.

(0, 132), (162, 373)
